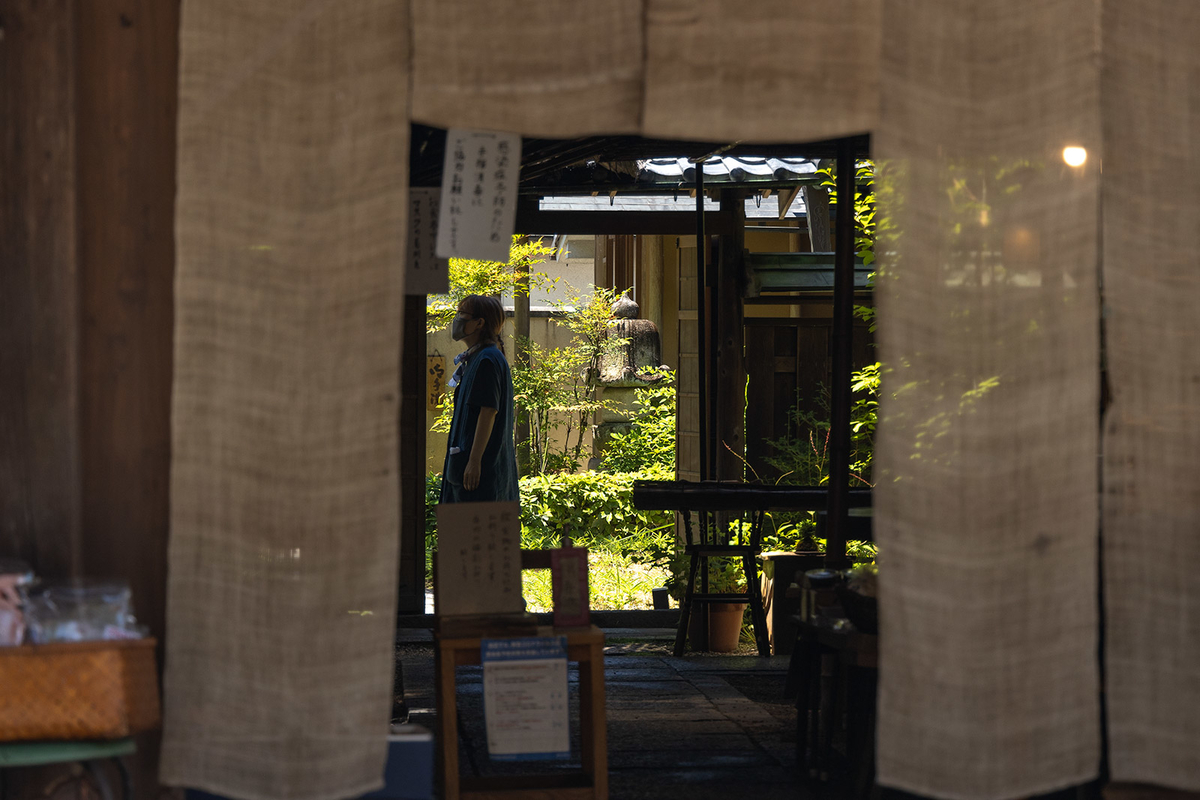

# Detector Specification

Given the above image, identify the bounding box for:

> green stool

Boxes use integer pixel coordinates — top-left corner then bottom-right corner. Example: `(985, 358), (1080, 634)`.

(0, 738), (135, 800)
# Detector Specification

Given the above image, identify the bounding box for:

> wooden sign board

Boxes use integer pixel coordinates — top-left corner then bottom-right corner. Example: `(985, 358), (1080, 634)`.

(435, 501), (523, 617)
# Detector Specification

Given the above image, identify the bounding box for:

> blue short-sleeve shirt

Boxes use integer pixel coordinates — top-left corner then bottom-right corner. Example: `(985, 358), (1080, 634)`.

(440, 344), (520, 504)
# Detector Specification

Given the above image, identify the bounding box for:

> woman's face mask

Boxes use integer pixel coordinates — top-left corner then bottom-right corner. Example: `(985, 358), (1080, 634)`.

(451, 313), (476, 342)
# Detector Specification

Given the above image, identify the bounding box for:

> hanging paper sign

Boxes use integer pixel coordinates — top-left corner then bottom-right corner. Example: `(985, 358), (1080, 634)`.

(436, 128), (521, 264)
(482, 636), (570, 761)
(434, 501), (522, 617)
(426, 355), (446, 412)
(407, 187), (450, 295)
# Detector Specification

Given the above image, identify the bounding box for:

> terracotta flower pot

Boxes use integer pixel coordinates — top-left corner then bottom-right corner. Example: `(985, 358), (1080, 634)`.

(706, 602), (748, 653)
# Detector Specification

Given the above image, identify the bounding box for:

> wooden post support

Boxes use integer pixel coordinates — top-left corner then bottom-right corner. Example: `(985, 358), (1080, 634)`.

(715, 189), (746, 483)
(802, 185), (832, 252)
(399, 294), (428, 614)
(825, 141), (856, 571)
(514, 260), (532, 475)
(3, 3), (179, 798)
(640, 235), (664, 335)
(1, 0), (84, 579)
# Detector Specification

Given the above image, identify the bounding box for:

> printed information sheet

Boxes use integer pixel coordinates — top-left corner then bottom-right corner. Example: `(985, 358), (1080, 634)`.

(482, 636), (570, 760)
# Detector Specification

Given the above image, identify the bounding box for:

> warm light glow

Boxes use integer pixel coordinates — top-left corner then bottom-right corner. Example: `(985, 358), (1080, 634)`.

(1062, 146), (1088, 167)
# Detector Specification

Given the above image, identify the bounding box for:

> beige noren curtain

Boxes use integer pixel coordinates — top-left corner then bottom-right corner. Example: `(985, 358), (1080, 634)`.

(1101, 2), (1200, 791)
(873, 1), (1102, 797)
(162, 3), (1200, 797)
(642, 0), (880, 142)
(162, 2), (408, 799)
(410, 0), (644, 137)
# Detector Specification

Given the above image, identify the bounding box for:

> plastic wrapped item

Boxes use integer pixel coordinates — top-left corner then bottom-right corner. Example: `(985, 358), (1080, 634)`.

(0, 559), (34, 646)
(21, 580), (147, 643)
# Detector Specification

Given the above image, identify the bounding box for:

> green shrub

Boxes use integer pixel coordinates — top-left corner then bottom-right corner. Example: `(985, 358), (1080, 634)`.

(519, 471), (673, 556)
(599, 372), (676, 474)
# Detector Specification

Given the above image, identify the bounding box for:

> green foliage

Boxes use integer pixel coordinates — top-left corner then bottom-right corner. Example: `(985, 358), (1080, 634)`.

(518, 471), (674, 556)
(818, 158), (877, 269)
(424, 473), (442, 582)
(760, 517), (818, 553)
(704, 556), (748, 594)
(521, 550), (671, 612)
(425, 236), (559, 334)
(599, 371), (677, 474)
(511, 336), (584, 474)
(764, 364), (879, 488)
(510, 286), (630, 474)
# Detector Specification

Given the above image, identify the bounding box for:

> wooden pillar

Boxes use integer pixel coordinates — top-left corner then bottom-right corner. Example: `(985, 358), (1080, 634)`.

(715, 190), (746, 482)
(825, 141), (856, 571)
(640, 235), (665, 335)
(2, 0), (178, 613)
(2, 3), (179, 798)
(514, 262), (531, 475)
(75, 0), (178, 644)
(0, 0), (83, 579)
(398, 295), (427, 614)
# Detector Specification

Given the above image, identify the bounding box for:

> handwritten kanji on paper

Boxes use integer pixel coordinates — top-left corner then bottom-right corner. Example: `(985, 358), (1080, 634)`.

(434, 501), (522, 617)
(435, 129), (521, 264)
(406, 187), (450, 295)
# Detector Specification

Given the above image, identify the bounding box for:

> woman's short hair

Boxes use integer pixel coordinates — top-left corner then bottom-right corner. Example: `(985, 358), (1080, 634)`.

(458, 294), (506, 347)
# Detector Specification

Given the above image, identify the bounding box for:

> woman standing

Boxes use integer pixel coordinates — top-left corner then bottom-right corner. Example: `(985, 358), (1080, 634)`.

(440, 294), (519, 503)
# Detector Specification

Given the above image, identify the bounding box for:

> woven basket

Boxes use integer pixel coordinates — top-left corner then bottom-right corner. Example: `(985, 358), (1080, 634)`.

(0, 638), (160, 741)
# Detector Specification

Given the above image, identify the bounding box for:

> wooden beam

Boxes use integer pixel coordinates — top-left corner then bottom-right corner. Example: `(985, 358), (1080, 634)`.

(516, 207), (734, 236)
(776, 185), (802, 220)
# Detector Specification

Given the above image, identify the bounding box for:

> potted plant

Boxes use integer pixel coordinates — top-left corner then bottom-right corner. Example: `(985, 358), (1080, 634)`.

(700, 557), (749, 653)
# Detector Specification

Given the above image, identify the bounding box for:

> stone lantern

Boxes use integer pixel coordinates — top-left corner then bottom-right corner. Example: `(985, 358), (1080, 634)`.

(592, 295), (667, 462)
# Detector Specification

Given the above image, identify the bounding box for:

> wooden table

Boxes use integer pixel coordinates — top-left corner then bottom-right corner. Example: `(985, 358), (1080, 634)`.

(435, 624), (607, 800)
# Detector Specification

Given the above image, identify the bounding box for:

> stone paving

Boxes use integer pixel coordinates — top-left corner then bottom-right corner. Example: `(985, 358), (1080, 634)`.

(396, 629), (821, 800)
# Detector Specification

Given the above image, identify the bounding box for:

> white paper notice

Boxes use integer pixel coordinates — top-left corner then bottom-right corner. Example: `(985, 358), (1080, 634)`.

(435, 128), (521, 264)
(406, 187), (449, 295)
(482, 637), (570, 760)
(435, 501), (523, 617)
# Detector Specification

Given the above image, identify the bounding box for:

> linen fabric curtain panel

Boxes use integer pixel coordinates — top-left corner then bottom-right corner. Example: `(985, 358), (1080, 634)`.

(162, 2), (408, 800)
(164, 1), (1200, 798)
(872, 1), (1102, 796)
(1101, 2), (1200, 790)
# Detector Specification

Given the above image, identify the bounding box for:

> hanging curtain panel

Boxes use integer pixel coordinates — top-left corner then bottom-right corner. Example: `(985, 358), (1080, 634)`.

(873, 1), (1101, 797)
(161, 2), (408, 800)
(409, 0), (643, 137)
(1102, 3), (1200, 791)
(642, 0), (879, 143)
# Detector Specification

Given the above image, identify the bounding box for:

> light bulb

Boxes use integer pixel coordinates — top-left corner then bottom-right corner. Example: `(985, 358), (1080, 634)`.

(1062, 146), (1087, 167)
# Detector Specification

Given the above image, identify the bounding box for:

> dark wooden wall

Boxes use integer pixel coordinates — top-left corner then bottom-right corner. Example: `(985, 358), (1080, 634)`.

(2, 0), (178, 636)
(1, 0), (84, 578)
(2, 2), (178, 796)
(745, 318), (874, 481)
